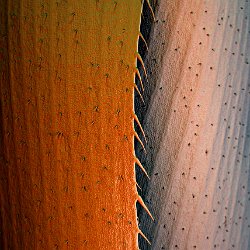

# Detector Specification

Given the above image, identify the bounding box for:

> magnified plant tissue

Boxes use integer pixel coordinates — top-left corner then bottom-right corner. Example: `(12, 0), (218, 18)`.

(0, 0), (249, 249)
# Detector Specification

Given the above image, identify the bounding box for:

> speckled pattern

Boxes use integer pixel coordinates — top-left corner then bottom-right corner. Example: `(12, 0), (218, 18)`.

(137, 0), (250, 249)
(0, 0), (143, 249)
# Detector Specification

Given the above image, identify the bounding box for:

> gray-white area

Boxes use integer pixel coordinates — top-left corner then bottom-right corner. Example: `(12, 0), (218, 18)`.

(136, 0), (250, 249)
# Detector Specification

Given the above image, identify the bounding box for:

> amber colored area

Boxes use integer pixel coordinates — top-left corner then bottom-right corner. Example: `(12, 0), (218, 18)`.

(0, 0), (142, 249)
